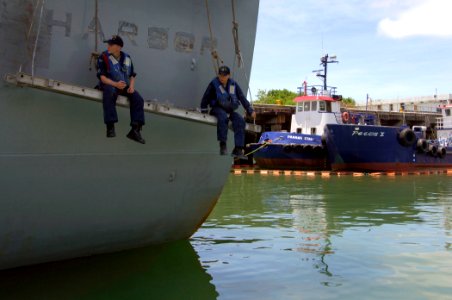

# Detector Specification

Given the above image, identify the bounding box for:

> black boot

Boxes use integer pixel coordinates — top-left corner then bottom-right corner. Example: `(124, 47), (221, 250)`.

(127, 124), (146, 144)
(106, 123), (116, 138)
(232, 147), (247, 160)
(219, 141), (227, 156)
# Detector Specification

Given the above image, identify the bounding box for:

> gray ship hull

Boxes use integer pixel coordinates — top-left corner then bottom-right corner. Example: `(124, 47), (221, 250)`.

(0, 0), (259, 269)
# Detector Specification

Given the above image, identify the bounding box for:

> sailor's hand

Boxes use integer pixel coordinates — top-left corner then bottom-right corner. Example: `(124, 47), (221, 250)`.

(116, 81), (127, 90)
(127, 85), (135, 94)
(250, 111), (256, 119)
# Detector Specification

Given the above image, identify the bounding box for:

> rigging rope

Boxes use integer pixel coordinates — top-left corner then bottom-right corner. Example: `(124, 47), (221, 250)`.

(204, 0), (223, 74)
(19, 0), (42, 73)
(89, 0), (100, 71)
(230, 0), (254, 107)
(31, 0), (45, 77)
(231, 0), (243, 69)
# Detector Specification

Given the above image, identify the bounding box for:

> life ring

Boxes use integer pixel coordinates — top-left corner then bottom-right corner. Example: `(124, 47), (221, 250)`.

(398, 128), (416, 147)
(342, 111), (350, 123)
(416, 139), (428, 153)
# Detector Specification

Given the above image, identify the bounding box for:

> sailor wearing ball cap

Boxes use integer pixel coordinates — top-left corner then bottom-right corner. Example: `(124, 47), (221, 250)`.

(97, 35), (146, 144)
(200, 66), (256, 158)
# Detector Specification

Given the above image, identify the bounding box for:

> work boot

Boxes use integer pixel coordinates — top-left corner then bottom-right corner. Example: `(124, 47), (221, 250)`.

(232, 147), (248, 160)
(106, 123), (116, 138)
(127, 124), (145, 144)
(219, 141), (227, 156)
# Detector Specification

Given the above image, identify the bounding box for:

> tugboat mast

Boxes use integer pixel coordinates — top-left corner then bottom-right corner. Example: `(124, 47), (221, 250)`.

(314, 54), (338, 91)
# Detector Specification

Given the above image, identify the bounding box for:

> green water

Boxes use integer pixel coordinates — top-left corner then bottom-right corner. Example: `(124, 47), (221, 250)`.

(1, 174), (451, 299)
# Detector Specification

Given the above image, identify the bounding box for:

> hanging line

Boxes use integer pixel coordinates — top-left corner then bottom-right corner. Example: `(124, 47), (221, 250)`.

(231, 0), (243, 69)
(31, 0), (45, 77)
(89, 0), (100, 71)
(205, 0), (223, 74)
(230, 0), (254, 112)
(19, 0), (42, 73)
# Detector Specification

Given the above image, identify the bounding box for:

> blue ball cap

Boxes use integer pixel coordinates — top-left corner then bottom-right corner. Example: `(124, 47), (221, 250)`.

(218, 66), (230, 75)
(104, 35), (124, 47)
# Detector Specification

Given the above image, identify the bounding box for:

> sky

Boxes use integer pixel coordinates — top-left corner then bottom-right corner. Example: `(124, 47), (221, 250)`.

(248, 0), (452, 104)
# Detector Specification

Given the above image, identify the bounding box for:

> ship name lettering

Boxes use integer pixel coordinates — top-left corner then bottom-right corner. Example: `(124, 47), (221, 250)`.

(352, 131), (383, 137)
(288, 135), (314, 141)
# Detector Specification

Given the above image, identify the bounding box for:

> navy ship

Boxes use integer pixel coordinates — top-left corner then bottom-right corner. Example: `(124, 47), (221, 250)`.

(0, 0), (259, 270)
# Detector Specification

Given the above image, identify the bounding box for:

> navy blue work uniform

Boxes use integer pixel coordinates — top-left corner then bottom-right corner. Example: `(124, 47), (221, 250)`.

(97, 50), (145, 126)
(200, 77), (254, 148)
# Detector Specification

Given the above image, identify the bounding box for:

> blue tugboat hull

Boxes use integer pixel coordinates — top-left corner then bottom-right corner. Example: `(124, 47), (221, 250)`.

(249, 132), (329, 170)
(324, 124), (452, 172)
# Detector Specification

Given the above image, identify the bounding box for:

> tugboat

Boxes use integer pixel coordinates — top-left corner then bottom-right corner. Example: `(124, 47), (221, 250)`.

(248, 54), (373, 170)
(323, 105), (452, 172)
(248, 81), (341, 170)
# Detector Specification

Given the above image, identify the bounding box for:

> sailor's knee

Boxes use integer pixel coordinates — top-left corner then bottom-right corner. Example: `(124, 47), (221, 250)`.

(130, 91), (144, 105)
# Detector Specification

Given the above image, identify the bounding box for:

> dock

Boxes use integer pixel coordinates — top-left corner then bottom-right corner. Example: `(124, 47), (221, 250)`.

(231, 167), (452, 177)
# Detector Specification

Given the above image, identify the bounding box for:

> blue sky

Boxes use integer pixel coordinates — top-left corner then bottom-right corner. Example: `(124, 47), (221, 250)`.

(248, 0), (452, 104)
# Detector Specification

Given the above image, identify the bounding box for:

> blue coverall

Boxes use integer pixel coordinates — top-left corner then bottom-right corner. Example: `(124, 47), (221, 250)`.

(200, 78), (254, 148)
(97, 51), (145, 126)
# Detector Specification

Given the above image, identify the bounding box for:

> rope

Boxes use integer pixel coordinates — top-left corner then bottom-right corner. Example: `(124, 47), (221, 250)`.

(31, 0), (45, 77)
(19, 0), (41, 72)
(244, 137), (283, 156)
(231, 0), (243, 69)
(94, 0), (98, 53)
(230, 0), (254, 108)
(89, 0), (100, 71)
(205, 0), (223, 74)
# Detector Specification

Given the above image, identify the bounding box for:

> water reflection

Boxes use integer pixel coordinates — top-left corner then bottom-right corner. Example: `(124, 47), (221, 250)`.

(0, 241), (217, 300)
(193, 174), (452, 298)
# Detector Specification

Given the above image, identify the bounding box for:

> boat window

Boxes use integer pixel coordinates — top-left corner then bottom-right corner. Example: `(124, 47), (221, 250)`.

(296, 128), (302, 134)
(326, 101), (332, 112)
(297, 103), (303, 112)
(311, 101), (317, 111)
(319, 101), (326, 111)
(304, 101), (310, 111)
(311, 128), (316, 135)
(446, 109), (451, 116)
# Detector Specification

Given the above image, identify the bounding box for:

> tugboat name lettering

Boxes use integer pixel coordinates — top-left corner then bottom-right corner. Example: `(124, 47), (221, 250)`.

(288, 135), (315, 141)
(352, 131), (385, 137)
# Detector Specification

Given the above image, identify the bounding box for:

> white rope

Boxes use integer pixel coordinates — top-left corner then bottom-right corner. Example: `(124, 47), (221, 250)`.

(31, 0), (45, 77)
(19, 0), (42, 72)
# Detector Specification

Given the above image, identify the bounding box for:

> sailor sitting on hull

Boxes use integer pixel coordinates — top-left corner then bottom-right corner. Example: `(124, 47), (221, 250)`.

(97, 35), (146, 144)
(200, 66), (256, 158)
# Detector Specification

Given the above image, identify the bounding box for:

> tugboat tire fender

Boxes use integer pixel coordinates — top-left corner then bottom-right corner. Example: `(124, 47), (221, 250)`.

(283, 145), (292, 153)
(438, 146), (447, 158)
(416, 139), (428, 152)
(295, 145), (304, 153)
(398, 128), (416, 147)
(428, 144), (438, 156)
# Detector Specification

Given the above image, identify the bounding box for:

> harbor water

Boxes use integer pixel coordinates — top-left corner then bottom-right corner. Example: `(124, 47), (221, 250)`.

(1, 173), (451, 299)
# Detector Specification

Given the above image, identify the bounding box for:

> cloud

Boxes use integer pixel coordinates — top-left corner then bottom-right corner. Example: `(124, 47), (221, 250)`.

(377, 0), (452, 38)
